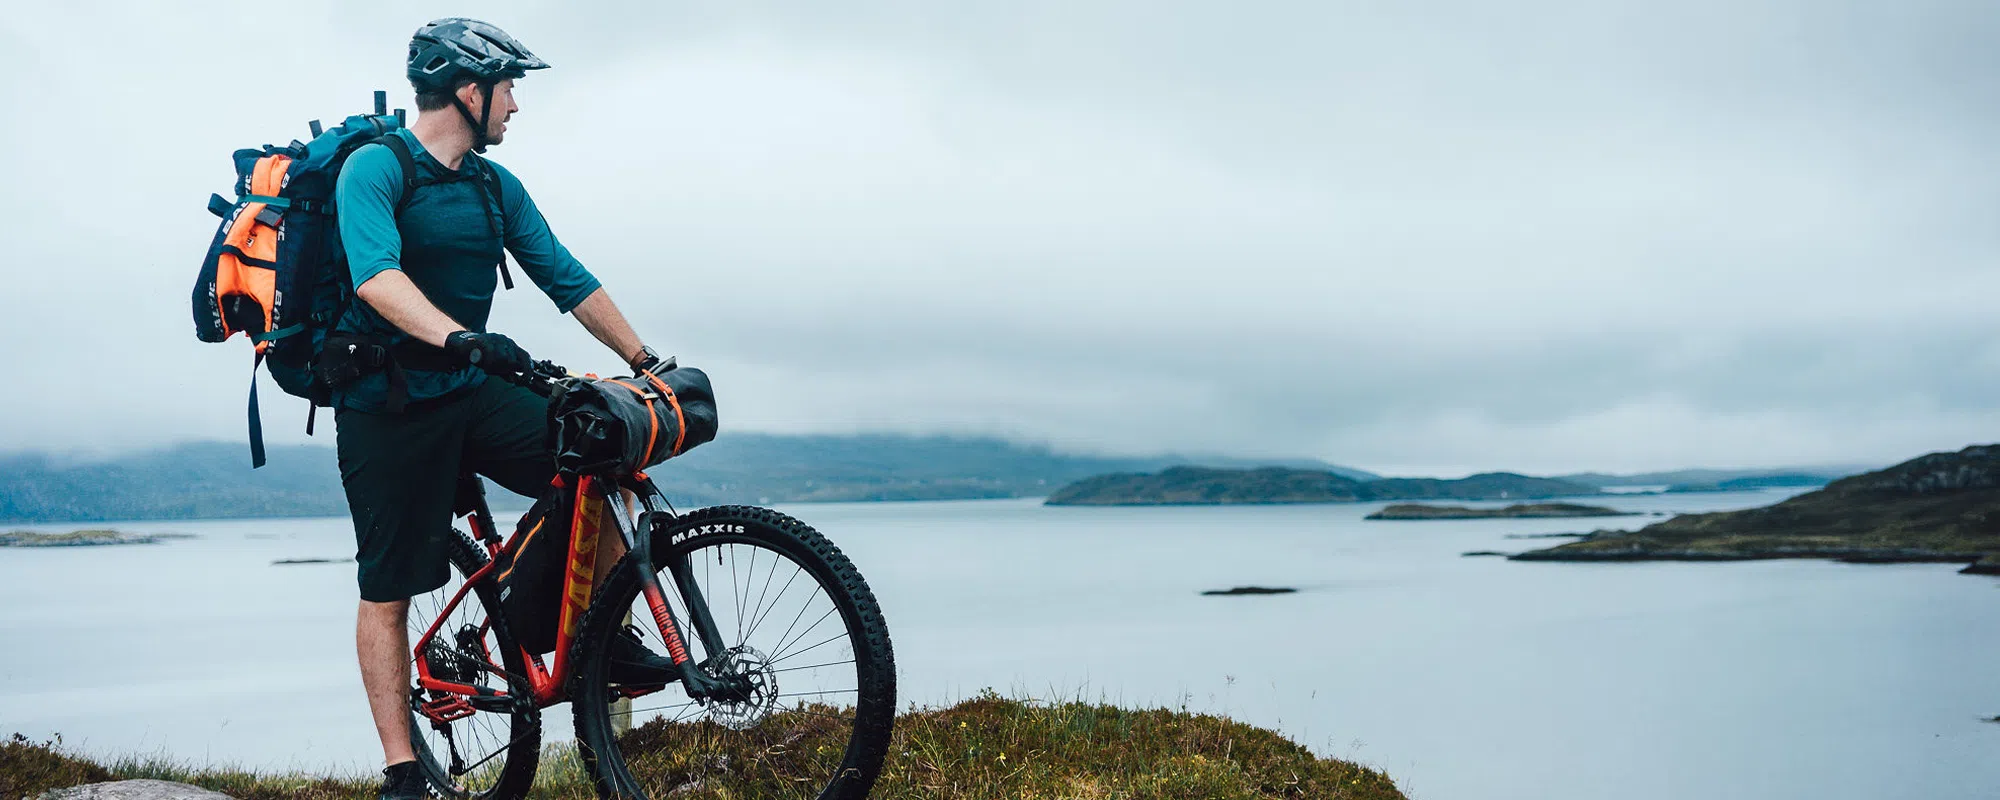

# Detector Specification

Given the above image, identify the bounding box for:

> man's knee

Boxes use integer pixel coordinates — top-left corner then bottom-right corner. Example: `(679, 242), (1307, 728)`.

(359, 597), (411, 629)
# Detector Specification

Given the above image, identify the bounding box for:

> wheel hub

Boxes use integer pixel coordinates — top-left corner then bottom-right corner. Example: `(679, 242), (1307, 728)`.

(702, 646), (778, 730)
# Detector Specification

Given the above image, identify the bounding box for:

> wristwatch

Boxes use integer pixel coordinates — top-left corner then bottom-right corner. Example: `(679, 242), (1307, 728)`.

(632, 345), (674, 374)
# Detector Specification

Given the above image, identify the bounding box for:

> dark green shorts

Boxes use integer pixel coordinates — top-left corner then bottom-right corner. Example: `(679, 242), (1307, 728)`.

(336, 377), (554, 602)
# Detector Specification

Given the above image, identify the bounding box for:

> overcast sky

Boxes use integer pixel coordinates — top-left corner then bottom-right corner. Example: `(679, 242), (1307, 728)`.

(3, 1), (1997, 475)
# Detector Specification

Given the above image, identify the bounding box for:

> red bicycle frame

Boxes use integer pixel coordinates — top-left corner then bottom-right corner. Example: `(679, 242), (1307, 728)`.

(410, 472), (700, 710)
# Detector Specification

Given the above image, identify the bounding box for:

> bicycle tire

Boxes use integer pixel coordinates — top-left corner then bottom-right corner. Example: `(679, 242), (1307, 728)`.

(404, 530), (543, 800)
(570, 506), (896, 800)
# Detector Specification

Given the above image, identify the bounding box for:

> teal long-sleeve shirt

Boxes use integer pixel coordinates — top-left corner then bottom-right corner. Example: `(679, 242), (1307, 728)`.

(332, 128), (601, 412)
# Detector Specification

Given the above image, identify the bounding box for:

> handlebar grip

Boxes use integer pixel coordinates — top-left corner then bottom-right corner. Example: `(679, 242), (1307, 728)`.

(497, 359), (569, 398)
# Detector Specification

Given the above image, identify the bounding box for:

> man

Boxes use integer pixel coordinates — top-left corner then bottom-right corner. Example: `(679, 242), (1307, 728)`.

(331, 18), (672, 800)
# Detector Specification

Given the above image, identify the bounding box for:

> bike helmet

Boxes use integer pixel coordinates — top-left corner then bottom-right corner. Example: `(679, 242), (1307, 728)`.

(407, 18), (549, 94)
(407, 18), (549, 152)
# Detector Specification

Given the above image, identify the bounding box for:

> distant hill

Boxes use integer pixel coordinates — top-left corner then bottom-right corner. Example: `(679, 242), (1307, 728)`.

(0, 438), (1375, 523)
(1515, 444), (2000, 575)
(1366, 502), (1632, 520)
(1558, 465), (1873, 489)
(1044, 466), (1599, 506)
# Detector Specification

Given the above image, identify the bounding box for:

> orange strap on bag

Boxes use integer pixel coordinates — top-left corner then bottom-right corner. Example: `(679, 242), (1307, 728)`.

(603, 380), (660, 465)
(639, 369), (689, 458)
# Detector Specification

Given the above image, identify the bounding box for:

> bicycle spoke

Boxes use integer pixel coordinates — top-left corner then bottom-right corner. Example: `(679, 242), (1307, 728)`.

(766, 588), (822, 660)
(769, 632), (848, 667)
(742, 565), (804, 642)
(737, 544), (755, 643)
(747, 546), (780, 641)
(609, 700), (699, 719)
(777, 689), (857, 699)
(771, 659), (855, 674)
(456, 725), (536, 776)
(729, 544), (743, 642)
(772, 606), (840, 662)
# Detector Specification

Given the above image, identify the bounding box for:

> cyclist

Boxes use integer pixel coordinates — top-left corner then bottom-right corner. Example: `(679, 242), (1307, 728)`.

(328, 18), (674, 800)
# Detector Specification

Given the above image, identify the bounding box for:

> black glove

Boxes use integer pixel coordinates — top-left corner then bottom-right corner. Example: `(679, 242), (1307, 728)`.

(445, 331), (533, 376)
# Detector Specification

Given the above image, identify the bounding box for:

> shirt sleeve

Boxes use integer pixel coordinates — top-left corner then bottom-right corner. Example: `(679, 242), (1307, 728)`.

(334, 143), (405, 289)
(488, 160), (602, 313)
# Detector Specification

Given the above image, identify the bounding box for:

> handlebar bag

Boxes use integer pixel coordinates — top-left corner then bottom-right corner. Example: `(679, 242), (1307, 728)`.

(551, 366), (718, 475)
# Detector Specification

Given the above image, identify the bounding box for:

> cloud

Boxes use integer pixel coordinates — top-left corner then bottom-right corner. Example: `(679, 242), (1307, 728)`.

(1, 1), (1995, 473)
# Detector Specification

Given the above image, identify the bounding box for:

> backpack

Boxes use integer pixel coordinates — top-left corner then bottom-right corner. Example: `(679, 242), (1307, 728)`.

(192, 91), (511, 468)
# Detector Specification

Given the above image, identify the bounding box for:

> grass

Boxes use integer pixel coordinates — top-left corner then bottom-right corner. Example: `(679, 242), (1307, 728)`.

(4, 693), (1403, 800)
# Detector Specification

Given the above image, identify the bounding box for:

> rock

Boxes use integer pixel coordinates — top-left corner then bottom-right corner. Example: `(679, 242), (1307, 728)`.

(1460, 551), (1508, 557)
(1961, 555), (2000, 575)
(40, 780), (235, 800)
(1200, 586), (1297, 596)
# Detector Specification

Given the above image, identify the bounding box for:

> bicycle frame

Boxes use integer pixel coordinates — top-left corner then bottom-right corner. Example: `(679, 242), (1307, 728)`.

(410, 470), (727, 713)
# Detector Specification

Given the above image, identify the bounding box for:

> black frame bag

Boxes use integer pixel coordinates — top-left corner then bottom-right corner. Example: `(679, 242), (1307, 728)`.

(494, 487), (570, 654)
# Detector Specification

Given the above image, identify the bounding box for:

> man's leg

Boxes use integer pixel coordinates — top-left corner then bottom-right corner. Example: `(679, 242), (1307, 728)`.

(358, 598), (416, 766)
(337, 398), (472, 769)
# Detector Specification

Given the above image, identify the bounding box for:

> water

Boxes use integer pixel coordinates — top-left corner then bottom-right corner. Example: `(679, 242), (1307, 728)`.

(2, 491), (1996, 799)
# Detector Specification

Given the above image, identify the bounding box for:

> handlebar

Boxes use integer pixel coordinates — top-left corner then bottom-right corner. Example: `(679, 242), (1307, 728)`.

(493, 359), (572, 398)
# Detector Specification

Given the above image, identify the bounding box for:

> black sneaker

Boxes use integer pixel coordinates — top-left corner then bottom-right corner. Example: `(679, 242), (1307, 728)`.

(378, 760), (430, 800)
(607, 625), (679, 686)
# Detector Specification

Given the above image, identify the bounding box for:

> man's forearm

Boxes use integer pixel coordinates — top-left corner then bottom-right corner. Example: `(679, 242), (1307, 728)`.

(570, 287), (647, 367)
(355, 270), (464, 347)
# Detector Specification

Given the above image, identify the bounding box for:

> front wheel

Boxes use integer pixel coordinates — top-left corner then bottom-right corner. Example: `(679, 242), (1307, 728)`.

(571, 506), (896, 799)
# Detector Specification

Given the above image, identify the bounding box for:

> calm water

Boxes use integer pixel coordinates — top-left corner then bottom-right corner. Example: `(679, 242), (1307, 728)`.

(2, 491), (1995, 799)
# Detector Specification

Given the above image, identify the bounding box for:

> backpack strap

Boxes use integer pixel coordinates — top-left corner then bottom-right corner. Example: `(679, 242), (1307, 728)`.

(377, 134), (420, 212)
(467, 153), (516, 290)
(377, 135), (514, 290)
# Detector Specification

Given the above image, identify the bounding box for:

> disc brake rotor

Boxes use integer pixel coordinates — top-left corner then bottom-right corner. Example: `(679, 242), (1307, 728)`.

(702, 646), (778, 730)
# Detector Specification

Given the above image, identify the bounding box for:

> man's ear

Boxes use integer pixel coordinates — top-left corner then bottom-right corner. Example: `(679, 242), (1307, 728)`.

(456, 81), (482, 113)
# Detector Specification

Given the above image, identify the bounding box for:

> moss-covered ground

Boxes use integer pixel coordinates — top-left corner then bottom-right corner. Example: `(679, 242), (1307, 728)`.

(3, 694), (1402, 800)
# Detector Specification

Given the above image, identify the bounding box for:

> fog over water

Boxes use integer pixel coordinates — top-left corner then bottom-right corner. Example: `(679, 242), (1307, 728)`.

(5, 2), (2000, 473)
(3, 492), (1995, 800)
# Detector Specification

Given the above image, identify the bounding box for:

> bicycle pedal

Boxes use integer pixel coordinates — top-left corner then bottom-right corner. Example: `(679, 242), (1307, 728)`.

(419, 696), (477, 723)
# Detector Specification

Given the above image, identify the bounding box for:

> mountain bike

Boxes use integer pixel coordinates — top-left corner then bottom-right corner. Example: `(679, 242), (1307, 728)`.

(404, 359), (896, 800)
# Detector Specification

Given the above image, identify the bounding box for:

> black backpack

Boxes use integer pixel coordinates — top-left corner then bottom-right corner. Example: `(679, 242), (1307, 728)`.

(192, 91), (509, 467)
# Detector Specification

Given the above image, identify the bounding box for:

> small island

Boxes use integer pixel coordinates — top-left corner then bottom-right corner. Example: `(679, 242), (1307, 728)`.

(1512, 445), (2000, 575)
(0, 529), (188, 547)
(1046, 466), (1599, 506)
(1201, 586), (1298, 596)
(1366, 502), (1633, 520)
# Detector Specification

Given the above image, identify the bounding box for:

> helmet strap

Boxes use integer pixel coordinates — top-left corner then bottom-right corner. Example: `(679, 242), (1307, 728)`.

(448, 81), (497, 154)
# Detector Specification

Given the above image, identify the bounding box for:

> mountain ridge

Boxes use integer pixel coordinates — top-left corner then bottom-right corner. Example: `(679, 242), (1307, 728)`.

(0, 437), (1375, 523)
(1044, 466), (1601, 506)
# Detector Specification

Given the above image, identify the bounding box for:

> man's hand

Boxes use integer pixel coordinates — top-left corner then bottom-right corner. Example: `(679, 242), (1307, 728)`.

(445, 331), (534, 375)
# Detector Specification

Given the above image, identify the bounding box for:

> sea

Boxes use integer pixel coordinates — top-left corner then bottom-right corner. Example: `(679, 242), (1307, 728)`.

(2, 490), (1995, 800)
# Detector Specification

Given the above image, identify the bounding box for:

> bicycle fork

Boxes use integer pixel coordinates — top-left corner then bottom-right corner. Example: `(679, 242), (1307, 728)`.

(616, 481), (754, 704)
